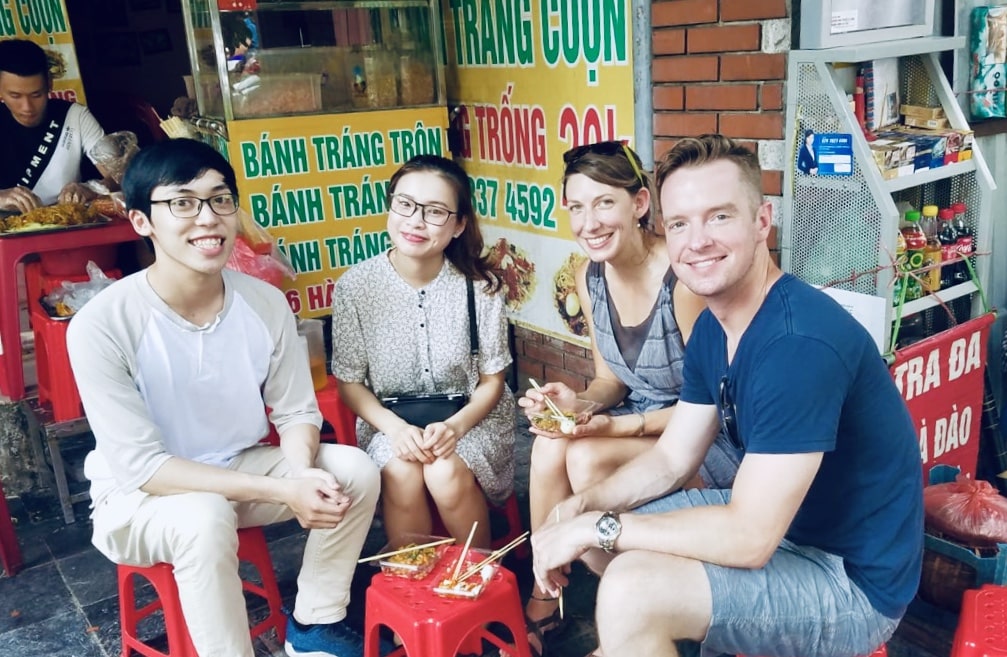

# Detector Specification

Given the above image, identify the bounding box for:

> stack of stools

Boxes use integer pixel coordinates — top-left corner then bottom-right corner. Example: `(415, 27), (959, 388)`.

(25, 261), (121, 422)
(952, 584), (1007, 656)
(117, 526), (285, 657)
(364, 545), (531, 657)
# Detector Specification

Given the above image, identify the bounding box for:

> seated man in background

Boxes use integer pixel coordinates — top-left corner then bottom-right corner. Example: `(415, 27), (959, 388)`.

(0, 38), (105, 212)
(532, 134), (923, 657)
(67, 138), (380, 657)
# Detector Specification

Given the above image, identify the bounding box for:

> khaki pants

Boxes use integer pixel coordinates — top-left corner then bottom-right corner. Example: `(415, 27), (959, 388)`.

(92, 444), (380, 657)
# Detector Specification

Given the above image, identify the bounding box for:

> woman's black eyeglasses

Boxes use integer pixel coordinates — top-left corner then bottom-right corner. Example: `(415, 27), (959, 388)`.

(719, 375), (743, 450)
(562, 140), (646, 186)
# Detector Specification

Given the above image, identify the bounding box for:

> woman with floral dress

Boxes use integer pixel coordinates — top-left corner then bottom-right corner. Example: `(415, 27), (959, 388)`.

(331, 154), (514, 549)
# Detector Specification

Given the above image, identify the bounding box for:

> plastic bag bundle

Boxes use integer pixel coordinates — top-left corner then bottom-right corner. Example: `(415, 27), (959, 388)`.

(89, 131), (140, 185)
(970, 6), (1007, 119)
(225, 208), (295, 288)
(44, 260), (116, 316)
(924, 474), (1007, 546)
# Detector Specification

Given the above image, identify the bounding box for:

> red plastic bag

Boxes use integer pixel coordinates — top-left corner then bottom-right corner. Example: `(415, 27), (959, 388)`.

(227, 236), (293, 288)
(225, 208), (295, 288)
(923, 474), (1007, 546)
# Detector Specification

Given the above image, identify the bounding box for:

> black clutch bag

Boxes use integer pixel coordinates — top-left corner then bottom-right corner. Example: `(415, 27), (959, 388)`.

(381, 392), (469, 427)
(380, 279), (478, 428)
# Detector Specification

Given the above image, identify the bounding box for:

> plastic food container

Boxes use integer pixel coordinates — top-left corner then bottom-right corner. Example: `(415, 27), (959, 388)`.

(528, 398), (600, 434)
(433, 549), (496, 599)
(376, 535), (450, 580)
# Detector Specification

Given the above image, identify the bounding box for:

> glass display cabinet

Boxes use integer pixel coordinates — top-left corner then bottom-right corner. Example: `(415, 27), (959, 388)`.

(179, 0), (450, 320)
(183, 0), (445, 121)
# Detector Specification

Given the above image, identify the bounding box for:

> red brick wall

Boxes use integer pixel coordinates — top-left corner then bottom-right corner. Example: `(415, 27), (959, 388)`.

(511, 0), (789, 390)
(652, 0), (788, 198)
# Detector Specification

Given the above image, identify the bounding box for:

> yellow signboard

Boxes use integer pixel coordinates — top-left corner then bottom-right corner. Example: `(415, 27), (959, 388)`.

(227, 107), (448, 317)
(0, 1), (87, 104)
(442, 0), (635, 343)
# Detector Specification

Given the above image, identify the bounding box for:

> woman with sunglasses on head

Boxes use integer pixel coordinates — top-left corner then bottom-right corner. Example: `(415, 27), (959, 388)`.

(331, 154), (515, 551)
(518, 141), (742, 656)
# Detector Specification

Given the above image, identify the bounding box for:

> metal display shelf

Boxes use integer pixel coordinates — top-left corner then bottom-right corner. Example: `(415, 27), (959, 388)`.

(782, 38), (994, 353)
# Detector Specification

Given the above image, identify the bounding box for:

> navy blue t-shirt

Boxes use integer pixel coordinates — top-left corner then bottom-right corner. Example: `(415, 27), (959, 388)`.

(681, 274), (923, 619)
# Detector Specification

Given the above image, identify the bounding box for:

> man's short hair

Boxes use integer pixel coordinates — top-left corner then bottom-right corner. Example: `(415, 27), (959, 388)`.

(122, 139), (238, 218)
(655, 134), (764, 211)
(0, 39), (50, 82)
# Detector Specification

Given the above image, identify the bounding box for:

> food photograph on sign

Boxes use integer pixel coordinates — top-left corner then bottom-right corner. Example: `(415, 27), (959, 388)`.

(484, 237), (536, 311)
(553, 251), (588, 336)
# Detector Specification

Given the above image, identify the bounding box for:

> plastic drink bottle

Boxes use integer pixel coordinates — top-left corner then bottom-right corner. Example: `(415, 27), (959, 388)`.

(894, 229), (907, 304)
(901, 210), (926, 301)
(920, 204), (939, 239)
(937, 208), (959, 289)
(952, 202), (973, 284)
(920, 205), (941, 293)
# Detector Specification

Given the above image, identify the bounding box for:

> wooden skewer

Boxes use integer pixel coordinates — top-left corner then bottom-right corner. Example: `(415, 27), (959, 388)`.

(455, 531), (530, 583)
(556, 507), (564, 620)
(357, 537), (456, 564)
(451, 521), (479, 583)
(528, 378), (568, 422)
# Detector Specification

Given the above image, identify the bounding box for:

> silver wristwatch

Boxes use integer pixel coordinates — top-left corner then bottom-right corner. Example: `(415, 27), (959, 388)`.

(595, 511), (622, 553)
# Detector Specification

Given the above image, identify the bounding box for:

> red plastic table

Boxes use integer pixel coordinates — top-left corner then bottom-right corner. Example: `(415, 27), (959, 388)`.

(0, 219), (140, 400)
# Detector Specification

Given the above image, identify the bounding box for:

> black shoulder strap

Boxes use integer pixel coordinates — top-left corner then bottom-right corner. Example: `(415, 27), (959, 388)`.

(19, 100), (71, 190)
(467, 278), (479, 356)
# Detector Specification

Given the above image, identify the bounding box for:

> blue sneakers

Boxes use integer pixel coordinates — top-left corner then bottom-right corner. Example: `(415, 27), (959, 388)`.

(284, 615), (365, 657)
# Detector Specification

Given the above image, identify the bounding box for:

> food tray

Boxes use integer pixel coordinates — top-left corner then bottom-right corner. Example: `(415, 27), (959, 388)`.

(0, 213), (111, 237)
(376, 535), (451, 580)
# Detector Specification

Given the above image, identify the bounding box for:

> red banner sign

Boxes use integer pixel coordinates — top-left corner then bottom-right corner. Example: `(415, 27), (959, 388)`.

(889, 313), (994, 479)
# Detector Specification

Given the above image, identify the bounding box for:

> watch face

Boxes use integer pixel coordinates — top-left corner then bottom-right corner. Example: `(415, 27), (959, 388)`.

(598, 514), (620, 538)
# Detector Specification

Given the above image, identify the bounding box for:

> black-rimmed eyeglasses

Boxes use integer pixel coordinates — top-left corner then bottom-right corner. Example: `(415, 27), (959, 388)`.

(150, 194), (238, 218)
(719, 375), (743, 450)
(562, 140), (646, 186)
(389, 194), (457, 226)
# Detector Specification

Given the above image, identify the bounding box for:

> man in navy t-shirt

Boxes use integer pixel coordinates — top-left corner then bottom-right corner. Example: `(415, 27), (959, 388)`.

(531, 134), (923, 657)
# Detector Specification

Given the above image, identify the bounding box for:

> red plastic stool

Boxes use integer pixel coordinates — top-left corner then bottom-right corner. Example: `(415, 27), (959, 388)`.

(741, 644), (887, 657)
(315, 375), (358, 446)
(429, 492), (529, 560)
(363, 546), (532, 657)
(25, 261), (122, 422)
(952, 584), (1007, 656)
(0, 478), (22, 576)
(117, 526), (286, 657)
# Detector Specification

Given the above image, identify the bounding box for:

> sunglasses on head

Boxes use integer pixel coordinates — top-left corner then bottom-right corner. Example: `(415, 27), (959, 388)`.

(719, 375), (743, 451)
(562, 140), (646, 186)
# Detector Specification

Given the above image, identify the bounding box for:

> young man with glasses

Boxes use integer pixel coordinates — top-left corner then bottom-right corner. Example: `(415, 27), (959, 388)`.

(66, 139), (380, 657)
(532, 134), (922, 657)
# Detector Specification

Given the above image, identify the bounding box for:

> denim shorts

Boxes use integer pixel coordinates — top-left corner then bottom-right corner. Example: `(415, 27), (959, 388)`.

(634, 488), (901, 657)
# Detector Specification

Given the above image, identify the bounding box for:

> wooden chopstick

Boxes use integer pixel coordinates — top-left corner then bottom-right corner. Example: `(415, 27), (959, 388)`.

(357, 537), (455, 564)
(528, 378), (568, 421)
(451, 521), (479, 583)
(455, 531), (530, 583)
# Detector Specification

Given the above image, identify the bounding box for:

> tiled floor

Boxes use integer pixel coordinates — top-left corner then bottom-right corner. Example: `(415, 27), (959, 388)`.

(0, 423), (961, 657)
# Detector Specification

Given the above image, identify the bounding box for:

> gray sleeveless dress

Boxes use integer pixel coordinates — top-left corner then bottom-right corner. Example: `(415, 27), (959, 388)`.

(586, 260), (741, 488)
